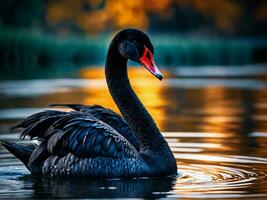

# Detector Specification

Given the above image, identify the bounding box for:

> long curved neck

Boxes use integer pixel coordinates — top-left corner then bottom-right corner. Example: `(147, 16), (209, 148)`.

(105, 40), (168, 152)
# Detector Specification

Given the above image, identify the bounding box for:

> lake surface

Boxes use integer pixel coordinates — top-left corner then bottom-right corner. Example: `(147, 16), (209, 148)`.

(0, 66), (267, 199)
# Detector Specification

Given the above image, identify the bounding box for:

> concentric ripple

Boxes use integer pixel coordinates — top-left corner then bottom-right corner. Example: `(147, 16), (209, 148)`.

(167, 164), (267, 199)
(176, 164), (265, 192)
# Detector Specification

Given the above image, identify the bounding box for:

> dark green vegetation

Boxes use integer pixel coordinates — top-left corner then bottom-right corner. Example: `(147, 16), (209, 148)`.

(0, 27), (106, 65)
(1, 27), (267, 68)
(1, 1), (267, 70)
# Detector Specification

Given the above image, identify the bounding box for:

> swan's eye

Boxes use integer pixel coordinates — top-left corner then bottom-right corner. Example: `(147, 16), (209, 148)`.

(119, 41), (139, 61)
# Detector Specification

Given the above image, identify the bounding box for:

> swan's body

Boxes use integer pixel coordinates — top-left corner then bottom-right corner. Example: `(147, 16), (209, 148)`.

(1, 29), (177, 178)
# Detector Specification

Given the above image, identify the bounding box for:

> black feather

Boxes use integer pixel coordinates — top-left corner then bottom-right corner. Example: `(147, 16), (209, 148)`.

(29, 141), (49, 166)
(48, 104), (140, 150)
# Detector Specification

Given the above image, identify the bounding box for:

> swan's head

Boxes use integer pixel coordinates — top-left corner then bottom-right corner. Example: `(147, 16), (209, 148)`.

(117, 29), (163, 80)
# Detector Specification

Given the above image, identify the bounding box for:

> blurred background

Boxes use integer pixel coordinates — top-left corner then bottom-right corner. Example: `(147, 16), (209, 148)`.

(1, 0), (267, 78)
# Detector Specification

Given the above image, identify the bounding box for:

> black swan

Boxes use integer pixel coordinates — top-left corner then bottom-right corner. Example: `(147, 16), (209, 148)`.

(1, 29), (177, 178)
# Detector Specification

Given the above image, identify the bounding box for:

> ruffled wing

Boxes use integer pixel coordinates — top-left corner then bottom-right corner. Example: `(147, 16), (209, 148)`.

(11, 110), (139, 171)
(49, 104), (140, 150)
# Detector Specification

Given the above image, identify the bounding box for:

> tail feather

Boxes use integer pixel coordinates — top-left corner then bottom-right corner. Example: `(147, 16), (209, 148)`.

(1, 140), (34, 169)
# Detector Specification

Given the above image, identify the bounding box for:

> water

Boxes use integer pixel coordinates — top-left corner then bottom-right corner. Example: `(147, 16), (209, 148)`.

(0, 66), (267, 199)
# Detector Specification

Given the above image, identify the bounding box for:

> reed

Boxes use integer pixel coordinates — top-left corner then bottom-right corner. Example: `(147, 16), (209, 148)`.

(0, 27), (107, 65)
(0, 27), (266, 67)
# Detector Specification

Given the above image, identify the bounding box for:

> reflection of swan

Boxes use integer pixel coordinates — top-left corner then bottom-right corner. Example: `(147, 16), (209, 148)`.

(28, 176), (176, 198)
(1, 29), (177, 178)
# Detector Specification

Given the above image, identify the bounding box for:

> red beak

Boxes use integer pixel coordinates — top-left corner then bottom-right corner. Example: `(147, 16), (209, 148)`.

(139, 46), (163, 80)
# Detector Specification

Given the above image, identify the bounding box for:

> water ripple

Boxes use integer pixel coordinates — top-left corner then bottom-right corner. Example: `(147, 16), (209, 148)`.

(1, 132), (267, 199)
(172, 163), (267, 198)
(0, 162), (266, 199)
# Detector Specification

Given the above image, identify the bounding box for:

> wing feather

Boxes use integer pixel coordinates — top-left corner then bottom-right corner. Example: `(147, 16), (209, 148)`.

(11, 110), (138, 162)
(49, 104), (140, 150)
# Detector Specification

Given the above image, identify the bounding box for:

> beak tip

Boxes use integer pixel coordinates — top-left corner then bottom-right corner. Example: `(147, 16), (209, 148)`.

(156, 73), (163, 81)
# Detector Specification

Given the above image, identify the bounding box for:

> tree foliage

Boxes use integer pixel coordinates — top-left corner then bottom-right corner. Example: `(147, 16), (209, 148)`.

(0, 0), (267, 36)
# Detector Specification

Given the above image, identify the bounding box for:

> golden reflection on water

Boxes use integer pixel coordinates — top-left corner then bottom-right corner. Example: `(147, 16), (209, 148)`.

(79, 67), (171, 129)
(2, 66), (266, 139)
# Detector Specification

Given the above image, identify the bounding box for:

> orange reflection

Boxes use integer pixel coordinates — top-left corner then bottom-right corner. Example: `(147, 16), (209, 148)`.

(79, 66), (171, 129)
(198, 87), (241, 134)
